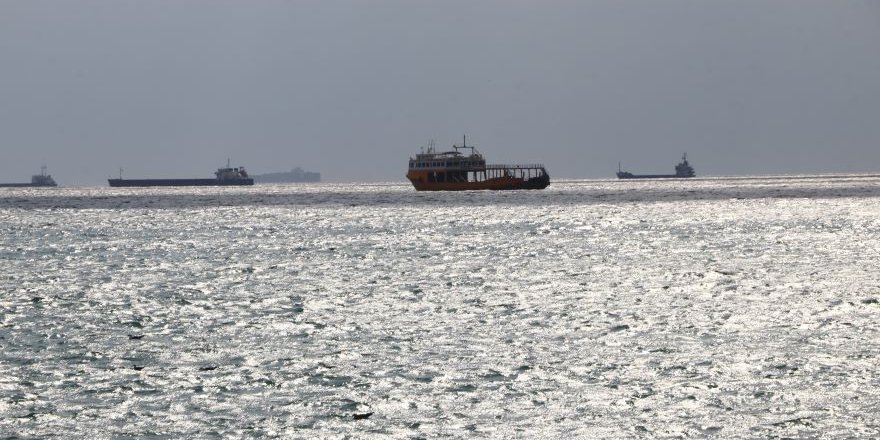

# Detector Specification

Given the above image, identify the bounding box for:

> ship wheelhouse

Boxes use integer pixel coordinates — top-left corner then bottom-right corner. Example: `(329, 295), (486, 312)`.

(674, 153), (695, 178)
(408, 145), (488, 184)
(30, 166), (57, 187)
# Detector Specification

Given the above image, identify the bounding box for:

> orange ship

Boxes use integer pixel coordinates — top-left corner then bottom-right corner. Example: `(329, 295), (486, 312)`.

(406, 137), (550, 191)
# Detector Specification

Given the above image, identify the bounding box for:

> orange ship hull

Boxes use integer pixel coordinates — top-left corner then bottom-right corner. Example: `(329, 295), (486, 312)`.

(406, 170), (549, 191)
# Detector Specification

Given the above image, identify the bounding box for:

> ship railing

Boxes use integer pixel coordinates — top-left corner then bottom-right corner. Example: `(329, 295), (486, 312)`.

(410, 163), (487, 170)
(486, 164), (546, 170)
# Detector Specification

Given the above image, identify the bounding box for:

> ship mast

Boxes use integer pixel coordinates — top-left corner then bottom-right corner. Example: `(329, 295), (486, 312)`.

(453, 134), (478, 156)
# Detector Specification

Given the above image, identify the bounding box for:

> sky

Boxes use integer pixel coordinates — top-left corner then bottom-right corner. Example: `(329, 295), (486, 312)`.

(1, 0), (879, 185)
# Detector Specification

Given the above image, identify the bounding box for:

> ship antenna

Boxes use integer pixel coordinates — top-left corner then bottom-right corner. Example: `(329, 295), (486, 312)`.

(463, 134), (466, 149)
(41, 165), (47, 177)
(119, 168), (123, 179)
(227, 158), (231, 169)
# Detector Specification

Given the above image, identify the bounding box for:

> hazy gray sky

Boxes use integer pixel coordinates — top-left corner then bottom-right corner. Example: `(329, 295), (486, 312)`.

(2, 1), (879, 184)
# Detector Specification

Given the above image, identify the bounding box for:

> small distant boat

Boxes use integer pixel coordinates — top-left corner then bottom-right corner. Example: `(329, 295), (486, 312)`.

(406, 136), (549, 191)
(108, 161), (254, 187)
(616, 154), (696, 179)
(0, 166), (58, 188)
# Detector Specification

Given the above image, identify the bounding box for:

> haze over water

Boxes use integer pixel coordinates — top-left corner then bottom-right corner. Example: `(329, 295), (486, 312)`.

(2, 176), (879, 438)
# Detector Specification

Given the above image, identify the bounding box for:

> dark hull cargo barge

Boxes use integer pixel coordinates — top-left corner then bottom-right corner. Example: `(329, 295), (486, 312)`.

(108, 165), (253, 187)
(617, 154), (695, 179)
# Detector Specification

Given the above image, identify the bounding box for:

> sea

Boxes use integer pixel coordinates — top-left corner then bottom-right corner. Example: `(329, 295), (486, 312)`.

(1, 176), (879, 439)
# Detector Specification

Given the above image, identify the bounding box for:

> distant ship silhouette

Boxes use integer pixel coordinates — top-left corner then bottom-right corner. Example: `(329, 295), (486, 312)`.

(0, 166), (58, 187)
(251, 167), (321, 183)
(617, 154), (695, 179)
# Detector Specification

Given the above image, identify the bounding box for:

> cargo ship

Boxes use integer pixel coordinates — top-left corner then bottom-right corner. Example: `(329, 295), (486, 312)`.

(616, 154), (695, 179)
(0, 166), (58, 188)
(108, 163), (254, 187)
(406, 137), (549, 191)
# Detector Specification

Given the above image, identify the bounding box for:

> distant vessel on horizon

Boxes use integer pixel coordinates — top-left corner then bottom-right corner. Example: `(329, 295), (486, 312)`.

(108, 161), (254, 187)
(406, 136), (549, 191)
(617, 154), (696, 179)
(251, 167), (320, 183)
(0, 166), (58, 188)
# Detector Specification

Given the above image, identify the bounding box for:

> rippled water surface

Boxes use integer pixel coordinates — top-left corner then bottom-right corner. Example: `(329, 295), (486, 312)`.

(2, 177), (880, 438)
